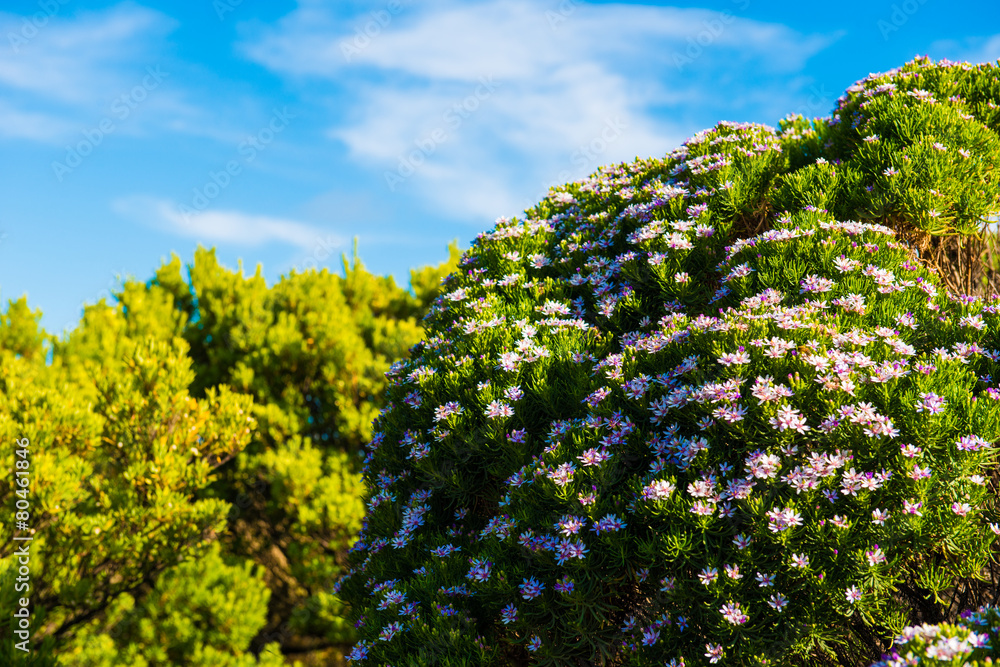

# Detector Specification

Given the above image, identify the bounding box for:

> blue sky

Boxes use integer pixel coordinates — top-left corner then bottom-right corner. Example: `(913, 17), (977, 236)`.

(2, 0), (998, 334)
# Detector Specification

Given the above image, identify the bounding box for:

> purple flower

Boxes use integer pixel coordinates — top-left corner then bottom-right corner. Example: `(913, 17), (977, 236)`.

(500, 603), (518, 624)
(914, 392), (946, 414)
(957, 434), (989, 451)
(583, 386), (612, 407)
(554, 538), (589, 565)
(554, 575), (575, 594)
(591, 514), (626, 534)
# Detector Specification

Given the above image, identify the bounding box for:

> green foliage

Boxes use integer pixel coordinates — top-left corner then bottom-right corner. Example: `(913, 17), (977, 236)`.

(773, 57), (1000, 295)
(0, 323), (256, 665)
(0, 296), (47, 362)
(61, 543), (284, 666)
(338, 58), (1000, 667)
(0, 239), (460, 665)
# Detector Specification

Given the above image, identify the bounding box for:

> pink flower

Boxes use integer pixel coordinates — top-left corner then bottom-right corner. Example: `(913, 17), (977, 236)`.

(577, 447), (612, 467)
(434, 401), (464, 422)
(720, 601), (748, 624)
(547, 462), (576, 487)
(952, 502), (972, 517)
(484, 400), (514, 419)
(957, 435), (989, 452)
(713, 404), (747, 423)
(915, 392), (947, 414)
(641, 479), (675, 501)
(800, 274), (836, 293)
(769, 405), (810, 433)
(718, 347), (751, 366)
(871, 508), (890, 525)
(845, 586), (863, 603)
(866, 545), (887, 567)
(583, 386), (611, 407)
(765, 507), (803, 533)
(705, 643), (724, 663)
(554, 515), (586, 536)
(690, 501), (715, 516)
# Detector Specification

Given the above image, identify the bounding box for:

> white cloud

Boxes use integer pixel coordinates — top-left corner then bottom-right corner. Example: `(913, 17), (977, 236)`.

(929, 34), (1000, 66)
(241, 0), (836, 220)
(112, 195), (342, 250)
(0, 4), (174, 105)
(0, 4), (230, 146)
(0, 101), (76, 141)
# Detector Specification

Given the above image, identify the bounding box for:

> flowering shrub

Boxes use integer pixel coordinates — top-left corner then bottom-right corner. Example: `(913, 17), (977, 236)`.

(772, 56), (1000, 294)
(337, 57), (1000, 667)
(869, 606), (1000, 666)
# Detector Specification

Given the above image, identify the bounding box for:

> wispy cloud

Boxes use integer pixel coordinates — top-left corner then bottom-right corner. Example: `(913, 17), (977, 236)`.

(0, 3), (231, 146)
(0, 100), (76, 141)
(929, 34), (1000, 65)
(240, 0), (837, 220)
(0, 4), (174, 105)
(112, 195), (341, 250)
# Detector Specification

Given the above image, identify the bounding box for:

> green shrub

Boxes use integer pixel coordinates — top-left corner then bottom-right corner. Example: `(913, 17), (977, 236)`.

(59, 543), (284, 666)
(338, 58), (1000, 667)
(0, 240), (460, 665)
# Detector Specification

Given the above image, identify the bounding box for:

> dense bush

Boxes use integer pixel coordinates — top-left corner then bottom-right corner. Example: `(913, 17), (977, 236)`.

(0, 243), (459, 665)
(338, 57), (1000, 666)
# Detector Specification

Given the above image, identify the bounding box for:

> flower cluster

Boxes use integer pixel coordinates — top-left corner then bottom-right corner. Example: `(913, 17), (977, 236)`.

(868, 606), (1000, 666)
